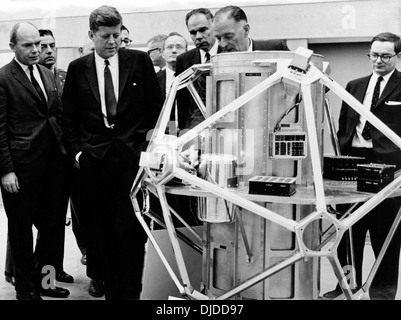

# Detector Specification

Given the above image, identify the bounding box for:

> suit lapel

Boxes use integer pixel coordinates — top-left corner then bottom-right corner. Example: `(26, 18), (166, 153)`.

(355, 76), (370, 104)
(193, 49), (201, 65)
(375, 70), (401, 109)
(11, 60), (40, 100)
(118, 50), (131, 99)
(85, 53), (101, 105)
(37, 65), (54, 108)
(348, 76), (370, 123)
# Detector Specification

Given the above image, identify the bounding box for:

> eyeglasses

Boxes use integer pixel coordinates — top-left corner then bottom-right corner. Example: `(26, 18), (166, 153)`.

(121, 38), (132, 45)
(147, 47), (161, 54)
(367, 52), (397, 63)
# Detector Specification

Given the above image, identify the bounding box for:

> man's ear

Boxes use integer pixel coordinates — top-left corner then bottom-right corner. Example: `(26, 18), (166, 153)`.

(9, 42), (16, 53)
(88, 30), (94, 41)
(243, 23), (250, 37)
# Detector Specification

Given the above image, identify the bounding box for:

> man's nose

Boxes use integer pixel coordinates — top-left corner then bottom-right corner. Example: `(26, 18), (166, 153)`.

(32, 44), (40, 52)
(107, 35), (116, 43)
(218, 38), (227, 48)
(196, 31), (203, 40)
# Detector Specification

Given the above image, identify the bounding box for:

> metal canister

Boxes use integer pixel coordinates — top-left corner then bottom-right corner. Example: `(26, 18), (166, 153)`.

(197, 154), (238, 223)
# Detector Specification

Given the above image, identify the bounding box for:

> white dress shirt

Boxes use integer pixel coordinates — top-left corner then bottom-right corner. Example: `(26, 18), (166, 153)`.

(94, 51), (119, 128)
(352, 70), (394, 148)
(200, 40), (219, 63)
(14, 58), (48, 102)
(165, 66), (175, 97)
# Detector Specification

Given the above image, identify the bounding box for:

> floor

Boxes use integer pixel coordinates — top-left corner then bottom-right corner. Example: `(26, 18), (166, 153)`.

(0, 201), (400, 300)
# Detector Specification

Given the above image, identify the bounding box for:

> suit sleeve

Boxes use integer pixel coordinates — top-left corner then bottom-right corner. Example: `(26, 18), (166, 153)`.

(337, 82), (352, 153)
(175, 54), (191, 130)
(144, 53), (163, 128)
(140, 52), (164, 150)
(0, 73), (14, 176)
(62, 61), (82, 158)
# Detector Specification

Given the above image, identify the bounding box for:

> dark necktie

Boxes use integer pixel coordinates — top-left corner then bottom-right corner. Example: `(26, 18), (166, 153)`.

(104, 60), (117, 125)
(361, 76), (383, 140)
(28, 65), (46, 103)
(197, 51), (211, 104)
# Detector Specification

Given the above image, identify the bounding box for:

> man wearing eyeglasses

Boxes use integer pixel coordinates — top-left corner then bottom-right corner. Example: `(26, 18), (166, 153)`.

(120, 25), (132, 49)
(323, 32), (401, 300)
(146, 34), (167, 73)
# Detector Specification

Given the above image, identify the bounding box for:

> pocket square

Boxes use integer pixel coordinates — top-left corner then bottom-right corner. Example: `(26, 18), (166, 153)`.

(385, 101), (401, 105)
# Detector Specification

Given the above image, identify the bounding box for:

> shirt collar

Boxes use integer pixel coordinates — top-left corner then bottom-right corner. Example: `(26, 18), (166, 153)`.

(247, 38), (253, 52)
(372, 69), (394, 86)
(166, 65), (175, 78)
(200, 40), (219, 61)
(14, 57), (34, 73)
(94, 51), (118, 68)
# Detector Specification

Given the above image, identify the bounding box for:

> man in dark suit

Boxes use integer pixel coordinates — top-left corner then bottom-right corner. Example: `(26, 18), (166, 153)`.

(62, 5), (163, 300)
(177, 6), (289, 132)
(37, 29), (74, 284)
(146, 34), (167, 73)
(151, 32), (200, 228)
(0, 22), (69, 300)
(212, 5), (289, 53)
(3, 28), (75, 287)
(323, 32), (401, 300)
(176, 8), (223, 131)
(157, 32), (187, 102)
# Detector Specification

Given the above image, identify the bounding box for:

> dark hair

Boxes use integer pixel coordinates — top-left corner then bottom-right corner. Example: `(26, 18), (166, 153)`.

(38, 29), (54, 38)
(371, 32), (401, 54)
(165, 32), (188, 50)
(214, 5), (247, 23)
(185, 8), (213, 26)
(9, 22), (38, 44)
(89, 5), (122, 32)
(121, 24), (129, 33)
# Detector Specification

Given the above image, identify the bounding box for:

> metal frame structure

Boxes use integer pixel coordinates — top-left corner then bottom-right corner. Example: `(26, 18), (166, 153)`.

(130, 48), (401, 300)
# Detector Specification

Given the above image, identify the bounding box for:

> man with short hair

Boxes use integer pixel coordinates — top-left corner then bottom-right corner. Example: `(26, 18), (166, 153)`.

(120, 25), (132, 49)
(62, 5), (163, 300)
(176, 8), (222, 131)
(158, 32), (187, 102)
(323, 32), (401, 300)
(212, 5), (289, 52)
(147, 34), (168, 72)
(0, 22), (69, 300)
(2, 28), (75, 287)
(38, 28), (75, 284)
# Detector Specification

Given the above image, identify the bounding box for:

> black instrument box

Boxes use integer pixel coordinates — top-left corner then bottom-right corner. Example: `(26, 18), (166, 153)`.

(249, 176), (296, 196)
(323, 155), (366, 181)
(356, 163), (396, 193)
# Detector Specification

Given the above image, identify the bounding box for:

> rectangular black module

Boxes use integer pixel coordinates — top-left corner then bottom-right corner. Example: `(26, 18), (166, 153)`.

(249, 176), (296, 196)
(323, 155), (366, 181)
(357, 177), (394, 193)
(357, 163), (396, 181)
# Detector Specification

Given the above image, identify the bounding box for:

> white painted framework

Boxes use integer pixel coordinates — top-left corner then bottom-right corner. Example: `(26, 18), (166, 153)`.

(130, 49), (401, 300)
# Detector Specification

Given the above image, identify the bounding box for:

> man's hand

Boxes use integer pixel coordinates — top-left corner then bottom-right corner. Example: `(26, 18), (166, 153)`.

(179, 145), (199, 174)
(1, 172), (20, 193)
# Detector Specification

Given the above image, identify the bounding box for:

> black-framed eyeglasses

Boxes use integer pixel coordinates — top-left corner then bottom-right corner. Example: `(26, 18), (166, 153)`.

(147, 47), (161, 54)
(121, 38), (132, 45)
(367, 52), (397, 63)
